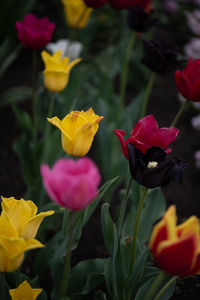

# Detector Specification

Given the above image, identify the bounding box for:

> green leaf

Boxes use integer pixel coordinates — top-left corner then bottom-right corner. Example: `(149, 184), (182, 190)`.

(0, 86), (32, 108)
(101, 203), (119, 299)
(93, 291), (107, 300)
(11, 101), (32, 136)
(135, 273), (176, 300)
(68, 259), (105, 297)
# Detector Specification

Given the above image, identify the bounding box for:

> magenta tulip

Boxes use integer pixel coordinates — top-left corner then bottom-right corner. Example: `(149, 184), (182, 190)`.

(15, 14), (55, 50)
(41, 157), (101, 211)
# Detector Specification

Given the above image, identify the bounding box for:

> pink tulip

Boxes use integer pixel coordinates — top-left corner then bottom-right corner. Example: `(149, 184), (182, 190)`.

(41, 158), (101, 211)
(15, 14), (55, 50)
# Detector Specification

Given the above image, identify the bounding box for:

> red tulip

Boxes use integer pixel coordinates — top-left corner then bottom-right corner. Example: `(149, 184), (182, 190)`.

(109, 0), (152, 10)
(150, 205), (200, 277)
(84, 0), (108, 8)
(115, 115), (179, 159)
(15, 14), (55, 50)
(175, 58), (200, 102)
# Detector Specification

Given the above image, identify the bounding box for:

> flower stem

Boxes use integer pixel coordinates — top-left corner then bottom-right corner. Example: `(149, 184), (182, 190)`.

(32, 50), (38, 132)
(62, 209), (69, 236)
(1, 273), (6, 300)
(171, 100), (189, 127)
(129, 187), (148, 275)
(60, 211), (76, 299)
(154, 275), (177, 300)
(117, 177), (133, 236)
(42, 92), (55, 163)
(140, 73), (156, 118)
(118, 32), (136, 119)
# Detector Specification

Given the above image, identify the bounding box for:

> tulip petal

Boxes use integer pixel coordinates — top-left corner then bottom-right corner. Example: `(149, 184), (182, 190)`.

(9, 280), (43, 300)
(175, 70), (192, 100)
(191, 77), (200, 102)
(156, 234), (198, 277)
(149, 127), (179, 150)
(72, 123), (95, 156)
(20, 211), (55, 239)
(114, 129), (128, 158)
(131, 115), (158, 145)
(177, 216), (199, 238)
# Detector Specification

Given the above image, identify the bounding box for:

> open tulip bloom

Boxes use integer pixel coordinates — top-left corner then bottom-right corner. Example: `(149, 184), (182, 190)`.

(47, 108), (103, 156)
(41, 50), (81, 92)
(9, 280), (43, 300)
(150, 205), (200, 277)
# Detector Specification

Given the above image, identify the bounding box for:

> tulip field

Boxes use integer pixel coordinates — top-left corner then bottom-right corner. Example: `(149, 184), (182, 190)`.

(1, 0), (200, 299)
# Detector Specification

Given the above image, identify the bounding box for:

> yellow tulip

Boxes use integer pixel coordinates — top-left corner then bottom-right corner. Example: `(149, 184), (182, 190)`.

(47, 108), (104, 156)
(0, 205), (43, 272)
(1, 196), (54, 239)
(0, 236), (43, 272)
(61, 0), (92, 29)
(41, 50), (81, 92)
(9, 280), (43, 300)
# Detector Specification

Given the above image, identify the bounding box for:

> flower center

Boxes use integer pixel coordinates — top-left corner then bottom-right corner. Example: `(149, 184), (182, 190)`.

(147, 161), (158, 168)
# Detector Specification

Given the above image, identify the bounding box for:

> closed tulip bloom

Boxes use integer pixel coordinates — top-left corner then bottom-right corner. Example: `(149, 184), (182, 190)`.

(47, 108), (103, 156)
(115, 115), (179, 159)
(41, 157), (101, 211)
(41, 50), (81, 92)
(1, 196), (54, 239)
(175, 58), (200, 102)
(141, 40), (184, 73)
(61, 0), (93, 29)
(84, 0), (108, 8)
(15, 14), (55, 50)
(9, 280), (42, 300)
(150, 206), (200, 277)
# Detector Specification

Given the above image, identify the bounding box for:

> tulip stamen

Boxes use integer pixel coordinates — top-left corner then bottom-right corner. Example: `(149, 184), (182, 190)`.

(147, 161), (158, 168)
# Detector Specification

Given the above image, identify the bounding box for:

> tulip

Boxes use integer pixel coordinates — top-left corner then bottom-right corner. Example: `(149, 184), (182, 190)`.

(9, 280), (42, 300)
(115, 115), (179, 159)
(127, 6), (157, 33)
(1, 196), (54, 239)
(84, 0), (108, 8)
(46, 39), (83, 60)
(41, 157), (101, 211)
(41, 50), (81, 92)
(61, 0), (93, 29)
(141, 40), (184, 73)
(47, 108), (103, 156)
(109, 0), (152, 10)
(184, 38), (200, 59)
(150, 205), (200, 277)
(175, 58), (200, 102)
(15, 14), (55, 50)
(127, 144), (186, 188)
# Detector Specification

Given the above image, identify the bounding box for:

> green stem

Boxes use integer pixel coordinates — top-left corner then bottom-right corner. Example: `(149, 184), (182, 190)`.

(154, 275), (177, 300)
(32, 50), (38, 132)
(42, 92), (55, 163)
(171, 100), (189, 127)
(62, 209), (69, 235)
(117, 177), (133, 236)
(118, 32), (136, 118)
(144, 271), (169, 300)
(129, 187), (148, 275)
(60, 211), (77, 299)
(1, 273), (6, 300)
(16, 268), (21, 286)
(140, 73), (156, 118)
